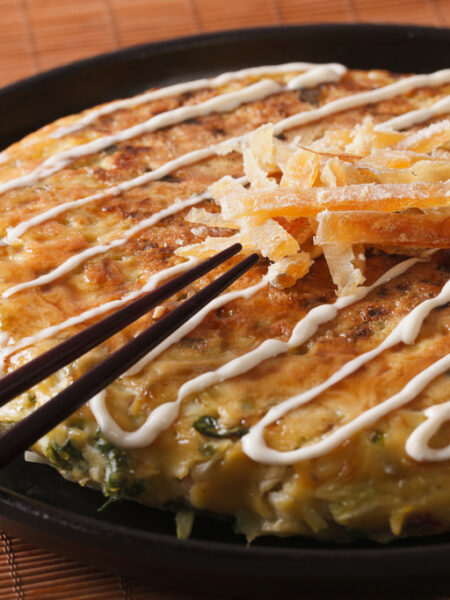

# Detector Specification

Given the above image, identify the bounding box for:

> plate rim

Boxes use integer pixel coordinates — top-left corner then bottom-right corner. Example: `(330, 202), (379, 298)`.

(2, 484), (450, 561)
(2, 22), (450, 100)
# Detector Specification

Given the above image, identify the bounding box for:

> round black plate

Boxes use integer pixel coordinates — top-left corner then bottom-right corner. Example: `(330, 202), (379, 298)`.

(1, 24), (450, 597)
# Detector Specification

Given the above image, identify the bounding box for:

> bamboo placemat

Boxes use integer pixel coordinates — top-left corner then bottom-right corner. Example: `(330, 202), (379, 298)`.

(1, 0), (450, 598)
(1, 0), (450, 87)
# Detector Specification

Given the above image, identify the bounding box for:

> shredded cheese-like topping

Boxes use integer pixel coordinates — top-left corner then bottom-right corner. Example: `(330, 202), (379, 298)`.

(185, 118), (450, 295)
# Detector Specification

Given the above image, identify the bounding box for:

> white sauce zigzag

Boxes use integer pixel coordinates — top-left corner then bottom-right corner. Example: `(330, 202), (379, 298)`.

(125, 277), (268, 376)
(4, 67), (450, 297)
(2, 193), (209, 298)
(0, 258), (198, 364)
(0, 65), (450, 238)
(0, 62), (449, 465)
(0, 64), (346, 198)
(52, 62), (331, 138)
(4, 148), (230, 245)
(377, 95), (450, 131)
(89, 278), (268, 448)
(242, 279), (450, 464)
(0, 80), (278, 196)
(272, 69), (450, 134)
(94, 258), (444, 452)
(406, 397), (450, 461)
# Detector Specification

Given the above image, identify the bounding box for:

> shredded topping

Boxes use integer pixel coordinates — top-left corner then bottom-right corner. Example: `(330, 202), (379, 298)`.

(183, 118), (450, 295)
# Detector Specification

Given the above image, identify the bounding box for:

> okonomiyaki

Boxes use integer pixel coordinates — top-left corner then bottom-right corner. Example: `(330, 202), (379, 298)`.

(0, 61), (449, 541)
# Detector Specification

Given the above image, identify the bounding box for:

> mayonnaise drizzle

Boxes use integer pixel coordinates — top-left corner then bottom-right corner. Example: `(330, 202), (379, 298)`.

(3, 67), (450, 296)
(126, 277), (267, 377)
(1, 62), (449, 465)
(92, 258), (422, 448)
(272, 69), (450, 135)
(5, 65), (450, 250)
(0, 65), (346, 198)
(242, 278), (450, 464)
(51, 62), (335, 138)
(5, 66), (450, 250)
(0, 258), (198, 362)
(0, 80), (277, 197)
(3, 66), (450, 202)
(2, 192), (208, 298)
(2, 66), (345, 245)
(377, 95), (450, 131)
(168, 258), (422, 412)
(406, 393), (450, 461)
(90, 278), (268, 448)
(4, 148), (228, 245)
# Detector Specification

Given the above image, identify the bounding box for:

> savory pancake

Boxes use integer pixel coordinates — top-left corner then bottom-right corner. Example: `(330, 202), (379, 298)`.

(0, 62), (449, 542)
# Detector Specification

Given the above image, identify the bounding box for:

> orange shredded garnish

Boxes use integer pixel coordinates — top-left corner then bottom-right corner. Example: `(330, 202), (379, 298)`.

(185, 120), (450, 294)
(316, 211), (450, 248)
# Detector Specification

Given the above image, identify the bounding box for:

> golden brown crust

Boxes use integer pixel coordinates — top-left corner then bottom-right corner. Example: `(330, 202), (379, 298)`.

(0, 67), (448, 541)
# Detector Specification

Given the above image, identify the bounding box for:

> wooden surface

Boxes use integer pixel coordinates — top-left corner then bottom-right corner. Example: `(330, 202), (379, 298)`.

(1, 0), (450, 598)
(1, 0), (450, 88)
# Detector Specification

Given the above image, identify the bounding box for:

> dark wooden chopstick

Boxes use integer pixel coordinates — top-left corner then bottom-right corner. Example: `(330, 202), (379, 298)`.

(0, 243), (243, 409)
(0, 252), (259, 468)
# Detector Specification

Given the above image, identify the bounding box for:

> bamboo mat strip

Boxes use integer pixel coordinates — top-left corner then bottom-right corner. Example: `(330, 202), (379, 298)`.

(1, 0), (450, 598)
(0, 0), (449, 87)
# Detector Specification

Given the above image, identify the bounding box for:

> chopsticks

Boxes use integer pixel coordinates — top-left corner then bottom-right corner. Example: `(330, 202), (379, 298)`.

(0, 243), (242, 408)
(0, 245), (259, 468)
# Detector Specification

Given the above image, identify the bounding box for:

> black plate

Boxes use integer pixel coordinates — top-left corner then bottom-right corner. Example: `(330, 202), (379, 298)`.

(1, 24), (450, 597)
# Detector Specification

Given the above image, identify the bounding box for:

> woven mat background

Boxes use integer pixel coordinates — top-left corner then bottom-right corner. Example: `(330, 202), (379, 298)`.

(2, 0), (450, 88)
(1, 0), (450, 598)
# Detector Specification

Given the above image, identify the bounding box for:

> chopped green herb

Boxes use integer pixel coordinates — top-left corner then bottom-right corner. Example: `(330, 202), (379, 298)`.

(26, 392), (36, 406)
(193, 415), (248, 438)
(95, 432), (132, 500)
(370, 431), (385, 446)
(98, 496), (116, 512)
(47, 439), (87, 471)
